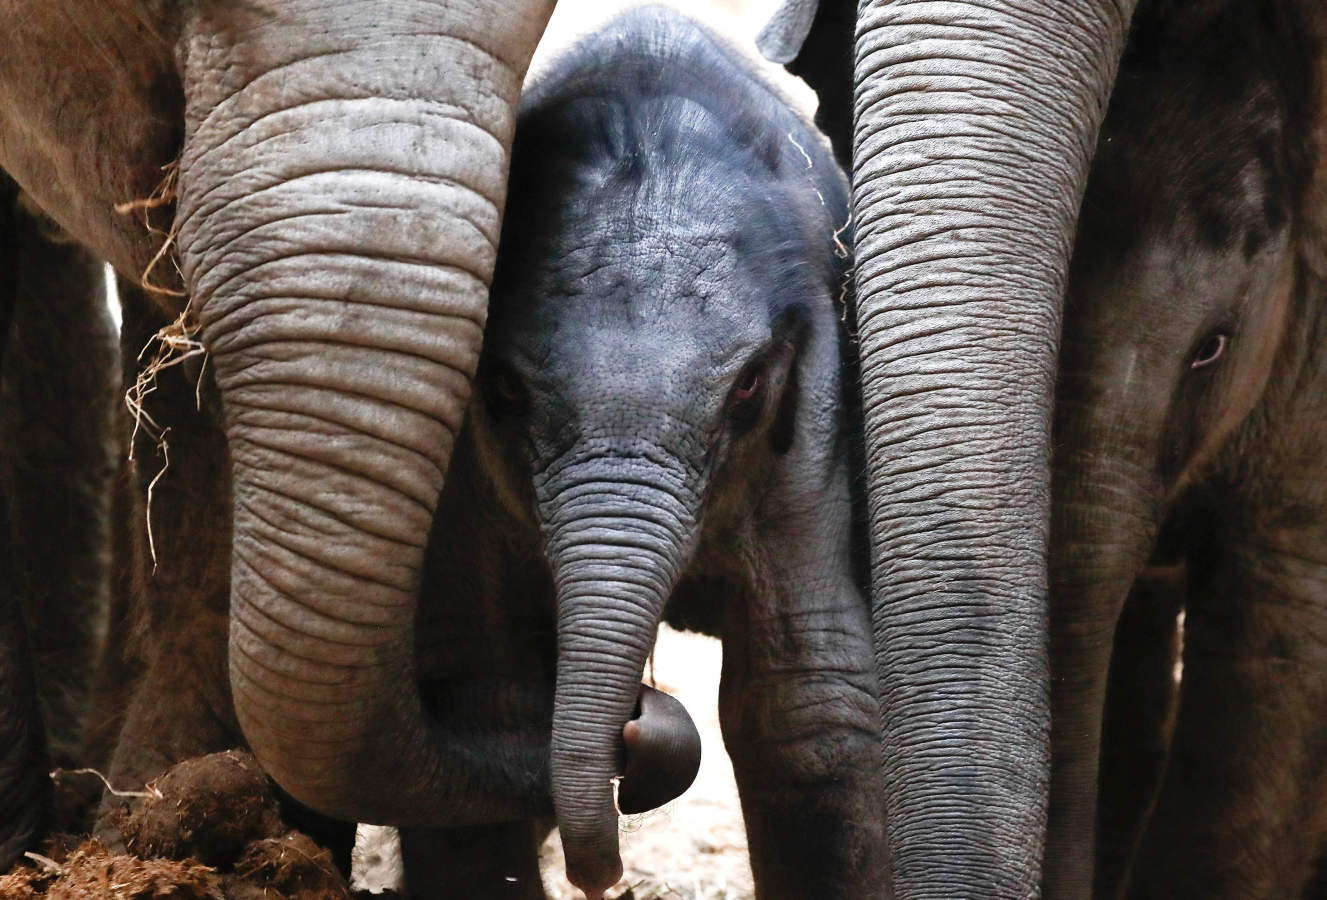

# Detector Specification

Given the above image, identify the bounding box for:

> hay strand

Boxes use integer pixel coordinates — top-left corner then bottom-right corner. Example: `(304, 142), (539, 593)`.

(124, 308), (207, 571)
(53, 767), (164, 801)
(115, 160), (186, 298)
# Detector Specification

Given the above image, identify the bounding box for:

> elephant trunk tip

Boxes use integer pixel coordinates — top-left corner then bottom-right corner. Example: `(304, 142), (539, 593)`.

(557, 684), (701, 899)
(564, 837), (624, 900)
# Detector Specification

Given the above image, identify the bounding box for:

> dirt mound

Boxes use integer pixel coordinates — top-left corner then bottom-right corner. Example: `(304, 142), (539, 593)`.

(1, 839), (224, 899)
(109, 750), (284, 868)
(0, 750), (358, 900)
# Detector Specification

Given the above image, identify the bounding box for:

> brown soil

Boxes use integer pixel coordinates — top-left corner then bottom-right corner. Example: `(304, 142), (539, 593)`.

(0, 750), (357, 900)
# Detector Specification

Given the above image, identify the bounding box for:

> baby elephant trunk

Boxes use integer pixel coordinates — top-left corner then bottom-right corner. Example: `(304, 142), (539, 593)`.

(537, 454), (703, 898)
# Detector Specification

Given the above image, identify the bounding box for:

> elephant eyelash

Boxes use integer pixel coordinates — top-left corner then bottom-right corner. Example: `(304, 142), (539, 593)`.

(1190, 332), (1228, 370)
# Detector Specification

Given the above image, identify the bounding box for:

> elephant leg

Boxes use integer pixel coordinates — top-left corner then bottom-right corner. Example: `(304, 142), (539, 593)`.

(714, 530), (889, 899)
(1095, 565), (1184, 899)
(1127, 531), (1327, 897)
(103, 609), (236, 787)
(0, 176), (43, 871)
(81, 453), (148, 773)
(400, 822), (546, 899)
(0, 173), (116, 861)
(0, 566), (47, 870)
(0, 200), (116, 771)
(1308, 848), (1327, 900)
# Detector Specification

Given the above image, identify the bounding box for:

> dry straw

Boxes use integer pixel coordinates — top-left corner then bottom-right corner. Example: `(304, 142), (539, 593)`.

(116, 160), (209, 570)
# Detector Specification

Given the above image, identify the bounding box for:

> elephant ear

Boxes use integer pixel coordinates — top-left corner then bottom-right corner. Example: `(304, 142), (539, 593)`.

(756, 0), (818, 64)
(757, 0), (854, 168)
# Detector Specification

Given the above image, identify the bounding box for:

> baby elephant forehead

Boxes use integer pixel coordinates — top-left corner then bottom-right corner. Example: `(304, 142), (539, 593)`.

(499, 214), (775, 342)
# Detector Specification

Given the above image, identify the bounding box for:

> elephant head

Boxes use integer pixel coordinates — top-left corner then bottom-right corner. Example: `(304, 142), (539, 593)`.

(0, 0), (558, 833)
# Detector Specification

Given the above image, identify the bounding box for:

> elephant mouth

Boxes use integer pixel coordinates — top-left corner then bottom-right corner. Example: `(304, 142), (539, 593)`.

(617, 684), (702, 816)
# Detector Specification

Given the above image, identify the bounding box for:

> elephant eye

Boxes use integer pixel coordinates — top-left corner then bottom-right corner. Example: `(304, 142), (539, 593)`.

(1190, 332), (1228, 370)
(734, 367), (763, 401)
(482, 362), (529, 419)
(727, 360), (768, 432)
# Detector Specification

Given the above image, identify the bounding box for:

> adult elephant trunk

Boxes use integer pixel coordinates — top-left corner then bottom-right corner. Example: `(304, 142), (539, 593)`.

(172, 0), (555, 824)
(1044, 343), (1166, 897)
(851, 2), (1138, 895)
(536, 452), (701, 898)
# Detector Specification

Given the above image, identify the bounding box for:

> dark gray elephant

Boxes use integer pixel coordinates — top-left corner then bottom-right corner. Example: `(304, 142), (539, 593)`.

(439, 9), (885, 896)
(0, 175), (118, 869)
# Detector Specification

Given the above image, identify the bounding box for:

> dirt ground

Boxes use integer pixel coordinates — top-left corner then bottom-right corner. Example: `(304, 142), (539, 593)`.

(0, 750), (359, 899)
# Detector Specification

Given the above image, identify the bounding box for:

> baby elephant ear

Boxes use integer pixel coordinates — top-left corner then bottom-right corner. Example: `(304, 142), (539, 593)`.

(756, 0), (819, 64)
(617, 686), (702, 815)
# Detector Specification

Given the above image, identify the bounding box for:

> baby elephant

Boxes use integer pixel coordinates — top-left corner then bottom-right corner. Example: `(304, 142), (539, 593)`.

(413, 6), (887, 898)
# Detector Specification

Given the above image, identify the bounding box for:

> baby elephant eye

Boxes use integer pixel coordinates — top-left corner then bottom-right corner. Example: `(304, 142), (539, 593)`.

(483, 363), (529, 418)
(728, 361), (768, 433)
(733, 367), (764, 401)
(1190, 332), (1229, 370)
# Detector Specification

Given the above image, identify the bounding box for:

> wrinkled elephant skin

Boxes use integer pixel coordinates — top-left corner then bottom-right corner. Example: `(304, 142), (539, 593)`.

(844, 1), (1140, 896)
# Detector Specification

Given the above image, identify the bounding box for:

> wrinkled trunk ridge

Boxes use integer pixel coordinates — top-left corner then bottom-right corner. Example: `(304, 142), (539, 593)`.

(537, 454), (701, 899)
(172, 0), (555, 824)
(851, 1), (1138, 896)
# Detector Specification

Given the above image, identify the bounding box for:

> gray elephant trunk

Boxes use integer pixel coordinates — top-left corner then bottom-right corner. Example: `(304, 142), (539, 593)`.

(1046, 409), (1161, 897)
(170, 0), (553, 824)
(851, 1), (1139, 895)
(536, 454), (700, 898)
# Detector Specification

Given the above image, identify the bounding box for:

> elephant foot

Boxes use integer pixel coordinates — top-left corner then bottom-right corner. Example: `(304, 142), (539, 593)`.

(616, 685), (701, 815)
